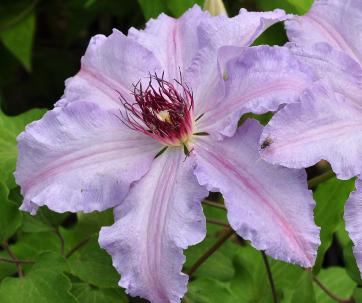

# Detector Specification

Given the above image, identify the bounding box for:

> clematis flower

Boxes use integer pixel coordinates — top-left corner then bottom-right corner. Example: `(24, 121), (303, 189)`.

(15, 6), (319, 303)
(258, 0), (362, 277)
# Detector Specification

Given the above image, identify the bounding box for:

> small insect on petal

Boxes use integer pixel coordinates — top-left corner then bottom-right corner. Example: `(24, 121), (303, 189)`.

(261, 137), (273, 150)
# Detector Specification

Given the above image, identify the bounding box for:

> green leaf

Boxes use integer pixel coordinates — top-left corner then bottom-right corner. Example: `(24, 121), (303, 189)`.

(314, 267), (356, 303)
(21, 206), (70, 233)
(353, 288), (362, 302)
(184, 203), (238, 281)
(184, 237), (236, 281)
(313, 177), (355, 271)
(166, 0), (203, 17)
(230, 244), (304, 303)
(187, 278), (237, 303)
(76, 210), (114, 236)
(137, 0), (168, 20)
(290, 272), (316, 303)
(256, 0), (313, 15)
(0, 252), (77, 303)
(61, 210), (114, 254)
(31, 251), (70, 272)
(0, 13), (35, 71)
(336, 224), (362, 284)
(0, 182), (22, 242)
(230, 247), (272, 302)
(67, 235), (120, 288)
(72, 283), (128, 303)
(11, 231), (61, 261)
(0, 108), (45, 188)
(252, 23), (288, 46)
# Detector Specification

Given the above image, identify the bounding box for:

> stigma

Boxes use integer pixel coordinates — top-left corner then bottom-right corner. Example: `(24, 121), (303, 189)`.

(118, 73), (194, 147)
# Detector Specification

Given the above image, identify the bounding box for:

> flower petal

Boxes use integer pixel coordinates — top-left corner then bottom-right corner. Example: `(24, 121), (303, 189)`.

(198, 45), (315, 138)
(286, 0), (362, 64)
(198, 8), (288, 49)
(345, 179), (362, 274)
(128, 5), (210, 79)
(261, 83), (362, 180)
(16, 102), (161, 213)
(99, 149), (207, 303)
(58, 29), (161, 109)
(288, 43), (362, 102)
(184, 46), (225, 117)
(194, 119), (320, 267)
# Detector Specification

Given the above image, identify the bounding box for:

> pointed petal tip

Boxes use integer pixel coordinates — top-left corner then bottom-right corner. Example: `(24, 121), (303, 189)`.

(195, 119), (320, 268)
(99, 150), (207, 303)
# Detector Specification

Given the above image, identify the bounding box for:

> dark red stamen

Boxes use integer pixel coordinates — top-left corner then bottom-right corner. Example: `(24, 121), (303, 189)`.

(118, 73), (194, 145)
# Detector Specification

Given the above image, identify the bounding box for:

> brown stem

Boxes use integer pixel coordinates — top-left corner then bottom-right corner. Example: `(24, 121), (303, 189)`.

(182, 296), (191, 303)
(187, 228), (234, 276)
(2, 241), (23, 277)
(202, 200), (226, 210)
(308, 170), (335, 189)
(261, 251), (278, 303)
(0, 257), (35, 264)
(206, 218), (229, 228)
(66, 236), (92, 258)
(54, 228), (65, 256)
(313, 276), (352, 303)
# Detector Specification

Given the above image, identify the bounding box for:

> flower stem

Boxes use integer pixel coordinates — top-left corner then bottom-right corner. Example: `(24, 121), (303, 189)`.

(0, 257), (34, 264)
(54, 227), (65, 256)
(187, 227), (234, 276)
(202, 199), (226, 210)
(66, 236), (92, 258)
(206, 218), (229, 227)
(2, 241), (23, 277)
(308, 170), (335, 189)
(312, 276), (352, 303)
(261, 251), (278, 303)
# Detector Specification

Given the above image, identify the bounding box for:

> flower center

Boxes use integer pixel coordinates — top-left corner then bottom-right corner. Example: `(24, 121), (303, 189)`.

(119, 73), (194, 147)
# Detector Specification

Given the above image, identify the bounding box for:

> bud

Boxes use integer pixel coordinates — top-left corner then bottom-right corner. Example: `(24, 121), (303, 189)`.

(203, 0), (227, 16)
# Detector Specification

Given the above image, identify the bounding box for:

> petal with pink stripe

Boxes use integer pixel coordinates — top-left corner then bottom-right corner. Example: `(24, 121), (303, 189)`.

(99, 149), (208, 303)
(15, 101), (161, 213)
(198, 45), (315, 139)
(128, 5), (210, 79)
(261, 83), (362, 180)
(194, 119), (320, 267)
(58, 29), (162, 109)
(286, 0), (362, 65)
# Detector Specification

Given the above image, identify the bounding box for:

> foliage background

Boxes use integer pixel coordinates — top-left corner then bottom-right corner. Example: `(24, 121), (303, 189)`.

(0, 0), (360, 302)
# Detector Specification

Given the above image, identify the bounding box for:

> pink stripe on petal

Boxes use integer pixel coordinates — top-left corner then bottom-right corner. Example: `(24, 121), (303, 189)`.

(287, 43), (362, 107)
(59, 29), (161, 109)
(199, 46), (315, 138)
(261, 82), (362, 180)
(303, 13), (360, 64)
(77, 68), (125, 106)
(286, 0), (362, 65)
(15, 102), (160, 213)
(194, 119), (320, 267)
(99, 149), (207, 303)
(128, 6), (210, 80)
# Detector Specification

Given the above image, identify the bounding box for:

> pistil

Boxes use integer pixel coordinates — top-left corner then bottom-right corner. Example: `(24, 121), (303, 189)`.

(119, 73), (194, 147)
